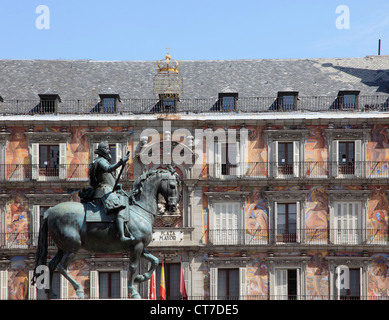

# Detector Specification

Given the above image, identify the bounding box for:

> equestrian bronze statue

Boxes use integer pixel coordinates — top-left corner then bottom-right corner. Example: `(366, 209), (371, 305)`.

(32, 142), (182, 299)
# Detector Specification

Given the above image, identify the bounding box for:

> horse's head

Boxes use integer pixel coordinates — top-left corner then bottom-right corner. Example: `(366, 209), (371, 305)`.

(159, 169), (182, 213)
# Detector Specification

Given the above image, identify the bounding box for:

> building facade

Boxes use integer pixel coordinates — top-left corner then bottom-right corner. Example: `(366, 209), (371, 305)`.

(0, 55), (389, 300)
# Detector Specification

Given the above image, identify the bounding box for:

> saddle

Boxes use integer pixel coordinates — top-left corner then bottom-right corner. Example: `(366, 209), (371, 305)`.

(84, 201), (116, 223)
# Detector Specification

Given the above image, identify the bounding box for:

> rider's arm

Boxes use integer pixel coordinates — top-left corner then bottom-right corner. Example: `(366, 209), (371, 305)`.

(98, 158), (124, 173)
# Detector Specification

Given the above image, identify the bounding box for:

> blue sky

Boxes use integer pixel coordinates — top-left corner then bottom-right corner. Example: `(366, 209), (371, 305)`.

(0, 0), (388, 61)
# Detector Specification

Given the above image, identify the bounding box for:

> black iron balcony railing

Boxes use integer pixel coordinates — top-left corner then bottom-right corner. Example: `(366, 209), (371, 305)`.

(0, 163), (133, 182)
(2, 228), (387, 249)
(207, 228), (389, 246)
(202, 161), (389, 180)
(0, 95), (388, 115)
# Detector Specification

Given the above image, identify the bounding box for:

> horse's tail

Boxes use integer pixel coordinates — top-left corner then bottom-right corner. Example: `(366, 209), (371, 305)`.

(31, 209), (49, 285)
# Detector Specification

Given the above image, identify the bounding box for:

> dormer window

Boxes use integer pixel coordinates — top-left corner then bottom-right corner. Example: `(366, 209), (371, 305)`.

(337, 91), (360, 109)
(98, 94), (120, 113)
(277, 91), (298, 110)
(218, 93), (238, 111)
(0, 96), (3, 103)
(157, 93), (178, 112)
(38, 94), (61, 114)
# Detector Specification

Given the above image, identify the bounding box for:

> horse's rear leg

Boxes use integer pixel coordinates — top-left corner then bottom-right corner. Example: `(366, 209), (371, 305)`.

(46, 249), (64, 299)
(57, 251), (84, 299)
(128, 242), (144, 299)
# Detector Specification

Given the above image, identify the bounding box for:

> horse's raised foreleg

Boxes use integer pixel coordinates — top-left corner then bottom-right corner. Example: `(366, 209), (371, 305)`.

(57, 251), (84, 299)
(128, 242), (144, 299)
(134, 249), (159, 283)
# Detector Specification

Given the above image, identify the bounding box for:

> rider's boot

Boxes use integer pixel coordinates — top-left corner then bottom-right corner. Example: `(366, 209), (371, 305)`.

(117, 216), (135, 242)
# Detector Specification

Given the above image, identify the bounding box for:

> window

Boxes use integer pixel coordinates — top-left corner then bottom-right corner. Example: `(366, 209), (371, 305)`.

(215, 142), (240, 177)
(157, 94), (178, 112)
(277, 203), (297, 243)
(99, 272), (120, 299)
(333, 201), (361, 244)
(278, 142), (293, 175)
(213, 202), (241, 245)
(98, 94), (119, 113)
(338, 141), (355, 175)
(39, 145), (59, 177)
(277, 91), (298, 110)
(339, 268), (361, 300)
(37, 272), (61, 300)
(337, 91), (360, 109)
(156, 263), (180, 300)
(209, 267), (247, 300)
(275, 269), (298, 300)
(38, 94), (60, 114)
(273, 140), (300, 177)
(217, 268), (239, 300)
(218, 93), (238, 111)
(331, 139), (362, 177)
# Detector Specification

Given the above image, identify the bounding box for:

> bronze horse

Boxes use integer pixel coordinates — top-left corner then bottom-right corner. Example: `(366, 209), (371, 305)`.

(32, 168), (182, 299)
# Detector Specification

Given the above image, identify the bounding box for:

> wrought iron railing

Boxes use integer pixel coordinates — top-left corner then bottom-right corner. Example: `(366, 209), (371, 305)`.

(0, 163), (133, 181)
(2, 229), (387, 249)
(1, 95), (388, 115)
(202, 161), (389, 179)
(207, 228), (389, 246)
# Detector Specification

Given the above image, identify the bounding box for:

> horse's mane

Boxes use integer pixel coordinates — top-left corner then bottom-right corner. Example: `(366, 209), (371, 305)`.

(128, 167), (181, 204)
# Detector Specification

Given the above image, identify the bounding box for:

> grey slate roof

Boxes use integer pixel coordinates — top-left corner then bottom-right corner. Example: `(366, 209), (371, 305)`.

(0, 56), (388, 100)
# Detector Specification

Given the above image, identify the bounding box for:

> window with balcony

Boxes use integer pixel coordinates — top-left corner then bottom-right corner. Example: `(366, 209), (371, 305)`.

(99, 272), (121, 299)
(157, 94), (178, 112)
(31, 143), (67, 180)
(277, 91), (298, 110)
(156, 263), (180, 300)
(338, 268), (361, 300)
(212, 202), (241, 245)
(210, 267), (247, 300)
(333, 201), (361, 245)
(215, 142), (240, 178)
(98, 94), (120, 113)
(39, 145), (59, 177)
(218, 93), (238, 111)
(37, 94), (60, 114)
(337, 91), (360, 110)
(275, 269), (298, 300)
(273, 140), (300, 178)
(276, 203), (297, 243)
(332, 140), (362, 177)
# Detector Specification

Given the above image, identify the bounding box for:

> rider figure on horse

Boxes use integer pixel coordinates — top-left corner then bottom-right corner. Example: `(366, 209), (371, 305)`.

(89, 141), (134, 242)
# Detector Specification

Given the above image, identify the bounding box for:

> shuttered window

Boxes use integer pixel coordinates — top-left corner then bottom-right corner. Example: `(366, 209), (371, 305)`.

(333, 202), (361, 244)
(213, 202), (240, 245)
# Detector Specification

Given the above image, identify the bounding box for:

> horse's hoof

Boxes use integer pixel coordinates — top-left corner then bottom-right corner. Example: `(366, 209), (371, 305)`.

(76, 289), (85, 299)
(134, 275), (145, 282)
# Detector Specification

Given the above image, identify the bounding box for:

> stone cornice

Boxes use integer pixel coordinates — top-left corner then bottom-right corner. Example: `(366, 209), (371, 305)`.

(205, 191), (250, 202)
(24, 131), (71, 143)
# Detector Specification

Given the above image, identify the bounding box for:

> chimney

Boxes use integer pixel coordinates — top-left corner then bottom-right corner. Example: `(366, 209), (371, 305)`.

(378, 39), (381, 55)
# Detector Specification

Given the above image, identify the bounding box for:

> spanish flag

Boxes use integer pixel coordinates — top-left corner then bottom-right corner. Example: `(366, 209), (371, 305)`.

(149, 271), (156, 300)
(159, 259), (166, 300)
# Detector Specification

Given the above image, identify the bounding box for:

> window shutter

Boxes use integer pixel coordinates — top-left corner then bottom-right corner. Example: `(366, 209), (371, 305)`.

(275, 269), (287, 300)
(32, 205), (40, 246)
(272, 141), (278, 178)
(120, 270), (128, 299)
(273, 201), (278, 244)
(239, 267), (247, 300)
(116, 143), (123, 177)
(240, 134), (248, 176)
(90, 270), (99, 299)
(0, 270), (7, 300)
(293, 141), (300, 177)
(59, 143), (67, 180)
(93, 143), (99, 159)
(28, 269), (37, 300)
(31, 143), (39, 180)
(354, 140), (362, 177)
(296, 201), (301, 243)
(60, 273), (68, 299)
(332, 140), (339, 177)
(214, 142), (222, 178)
(210, 268), (218, 299)
(228, 142), (240, 176)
